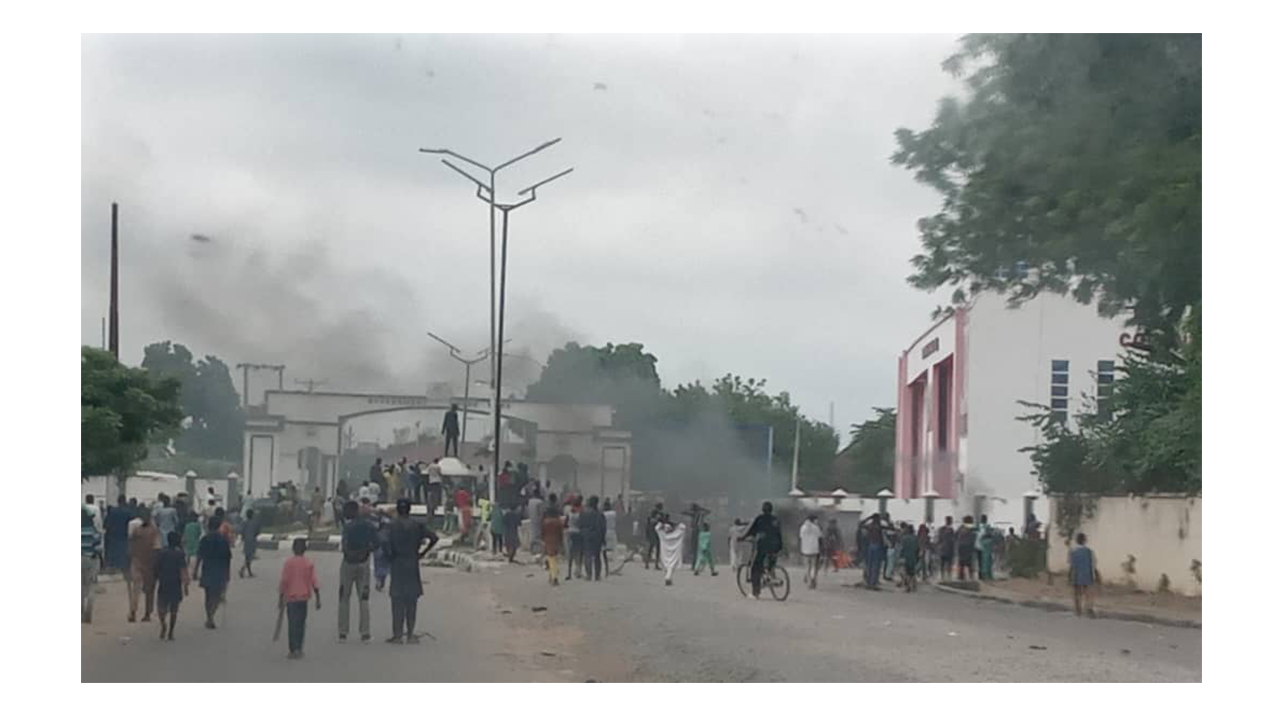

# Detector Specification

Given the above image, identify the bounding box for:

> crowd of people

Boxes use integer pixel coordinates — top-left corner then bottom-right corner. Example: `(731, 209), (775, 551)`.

(80, 472), (1070, 661)
(82, 488), (261, 638)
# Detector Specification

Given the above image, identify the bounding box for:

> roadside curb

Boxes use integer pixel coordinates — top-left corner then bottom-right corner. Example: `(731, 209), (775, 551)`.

(932, 583), (1202, 629)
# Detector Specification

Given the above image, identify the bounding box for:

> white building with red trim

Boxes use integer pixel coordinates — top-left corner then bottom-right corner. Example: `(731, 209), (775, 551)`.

(892, 292), (1128, 527)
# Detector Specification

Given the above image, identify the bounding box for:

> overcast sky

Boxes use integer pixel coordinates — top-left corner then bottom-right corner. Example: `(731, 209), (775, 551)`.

(81, 34), (961, 445)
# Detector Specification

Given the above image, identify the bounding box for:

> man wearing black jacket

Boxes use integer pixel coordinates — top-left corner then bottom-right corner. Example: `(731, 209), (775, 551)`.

(744, 501), (783, 599)
(579, 496), (607, 581)
(442, 405), (461, 457)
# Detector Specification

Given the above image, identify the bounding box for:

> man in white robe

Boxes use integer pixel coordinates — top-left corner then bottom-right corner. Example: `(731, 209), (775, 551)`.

(655, 520), (687, 586)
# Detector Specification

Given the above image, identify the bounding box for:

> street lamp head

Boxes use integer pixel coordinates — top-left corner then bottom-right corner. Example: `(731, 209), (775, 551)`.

(533, 138), (563, 153)
(517, 167), (575, 197)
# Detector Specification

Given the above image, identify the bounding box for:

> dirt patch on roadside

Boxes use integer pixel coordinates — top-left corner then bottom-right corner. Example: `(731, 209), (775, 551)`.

(992, 577), (1200, 622)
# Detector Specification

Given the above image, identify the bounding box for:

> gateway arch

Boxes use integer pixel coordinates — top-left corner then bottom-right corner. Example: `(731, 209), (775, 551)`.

(241, 389), (631, 501)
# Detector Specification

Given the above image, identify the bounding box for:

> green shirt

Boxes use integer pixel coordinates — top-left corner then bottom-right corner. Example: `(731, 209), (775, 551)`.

(698, 530), (712, 552)
(183, 520), (202, 556)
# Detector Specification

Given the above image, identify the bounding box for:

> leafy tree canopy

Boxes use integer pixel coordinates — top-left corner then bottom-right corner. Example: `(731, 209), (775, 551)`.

(838, 407), (897, 495)
(893, 33), (1200, 343)
(82, 347), (185, 478)
(142, 341), (245, 462)
(527, 343), (837, 493)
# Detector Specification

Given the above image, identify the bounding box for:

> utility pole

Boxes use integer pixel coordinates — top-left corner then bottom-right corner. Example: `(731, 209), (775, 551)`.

(294, 378), (328, 393)
(108, 203), (119, 360)
(419, 139), (570, 503)
(101, 317), (106, 350)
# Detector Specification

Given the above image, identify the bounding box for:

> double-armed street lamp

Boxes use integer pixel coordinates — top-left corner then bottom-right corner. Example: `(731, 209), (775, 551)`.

(418, 139), (572, 503)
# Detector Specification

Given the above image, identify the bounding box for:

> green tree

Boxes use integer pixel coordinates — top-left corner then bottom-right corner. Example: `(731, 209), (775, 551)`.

(526, 343), (838, 497)
(840, 407), (897, 495)
(892, 34), (1200, 342)
(526, 341), (665, 428)
(894, 34), (1201, 495)
(142, 341), (245, 461)
(82, 347), (185, 480)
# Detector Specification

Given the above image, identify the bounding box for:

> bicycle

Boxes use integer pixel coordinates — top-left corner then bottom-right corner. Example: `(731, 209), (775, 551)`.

(736, 552), (790, 601)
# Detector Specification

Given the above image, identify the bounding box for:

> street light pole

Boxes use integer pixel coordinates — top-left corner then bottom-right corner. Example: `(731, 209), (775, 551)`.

(418, 139), (568, 503)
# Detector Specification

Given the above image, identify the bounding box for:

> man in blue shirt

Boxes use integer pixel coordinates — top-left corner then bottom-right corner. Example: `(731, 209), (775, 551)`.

(338, 501), (378, 642)
(1068, 533), (1098, 618)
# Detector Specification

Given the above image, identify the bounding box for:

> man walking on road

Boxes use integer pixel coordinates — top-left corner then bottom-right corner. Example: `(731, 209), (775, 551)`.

(937, 516), (956, 581)
(800, 514), (822, 589)
(859, 513), (886, 589)
(580, 496), (606, 581)
(154, 495), (179, 542)
(655, 517), (688, 586)
(193, 516), (232, 630)
(386, 499), (439, 644)
(644, 503), (664, 570)
(127, 507), (161, 622)
(338, 501), (376, 643)
(442, 404), (461, 457)
(239, 509), (261, 578)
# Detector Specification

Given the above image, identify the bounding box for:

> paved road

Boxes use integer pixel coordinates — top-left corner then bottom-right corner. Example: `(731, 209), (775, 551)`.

(82, 548), (1200, 682)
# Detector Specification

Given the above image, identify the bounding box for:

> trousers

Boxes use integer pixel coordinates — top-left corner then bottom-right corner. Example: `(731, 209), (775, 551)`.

(391, 597), (418, 639)
(286, 601), (308, 652)
(338, 559), (371, 637)
(203, 585), (222, 618)
(546, 554), (560, 584)
(749, 550), (776, 596)
(694, 547), (716, 574)
(863, 544), (883, 587)
(444, 434), (459, 456)
(584, 541), (603, 580)
(128, 565), (156, 618)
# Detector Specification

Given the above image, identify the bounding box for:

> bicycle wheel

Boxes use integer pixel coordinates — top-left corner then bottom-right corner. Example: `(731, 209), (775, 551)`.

(768, 566), (791, 601)
(736, 563), (751, 597)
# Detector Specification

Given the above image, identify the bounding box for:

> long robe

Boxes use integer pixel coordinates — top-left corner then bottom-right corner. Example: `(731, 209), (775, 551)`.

(104, 505), (133, 571)
(655, 522), (687, 579)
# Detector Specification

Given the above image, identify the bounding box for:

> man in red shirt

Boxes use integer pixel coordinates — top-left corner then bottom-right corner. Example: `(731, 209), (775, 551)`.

(278, 538), (321, 659)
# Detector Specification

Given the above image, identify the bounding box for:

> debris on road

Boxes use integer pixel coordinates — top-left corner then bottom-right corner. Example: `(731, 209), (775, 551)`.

(1121, 648), (1132, 655)
(1029, 645), (1047, 650)
(947, 631), (959, 637)
(531, 606), (547, 613)
(540, 651), (557, 657)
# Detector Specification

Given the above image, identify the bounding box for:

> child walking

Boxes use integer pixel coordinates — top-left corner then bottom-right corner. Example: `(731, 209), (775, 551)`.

(154, 531), (190, 640)
(1069, 533), (1098, 618)
(278, 538), (321, 659)
(692, 522), (718, 576)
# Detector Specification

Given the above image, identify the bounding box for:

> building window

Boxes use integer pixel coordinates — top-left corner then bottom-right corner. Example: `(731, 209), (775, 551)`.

(1097, 359), (1116, 421)
(1050, 360), (1069, 422)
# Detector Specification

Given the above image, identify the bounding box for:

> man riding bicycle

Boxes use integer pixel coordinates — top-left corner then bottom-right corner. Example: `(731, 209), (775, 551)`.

(743, 501), (783, 599)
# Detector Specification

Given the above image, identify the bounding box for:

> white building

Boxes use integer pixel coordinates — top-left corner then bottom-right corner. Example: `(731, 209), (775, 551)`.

(892, 292), (1129, 527)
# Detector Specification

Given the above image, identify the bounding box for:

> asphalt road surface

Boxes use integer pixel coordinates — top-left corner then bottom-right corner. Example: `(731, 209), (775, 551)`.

(81, 548), (1200, 682)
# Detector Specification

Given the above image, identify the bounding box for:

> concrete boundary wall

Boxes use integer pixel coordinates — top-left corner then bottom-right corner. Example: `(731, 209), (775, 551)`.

(1046, 495), (1201, 597)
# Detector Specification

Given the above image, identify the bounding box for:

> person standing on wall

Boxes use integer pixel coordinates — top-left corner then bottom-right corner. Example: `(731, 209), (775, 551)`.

(442, 405), (461, 457)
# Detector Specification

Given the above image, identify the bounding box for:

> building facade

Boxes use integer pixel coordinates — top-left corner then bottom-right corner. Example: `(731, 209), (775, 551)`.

(893, 292), (1129, 526)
